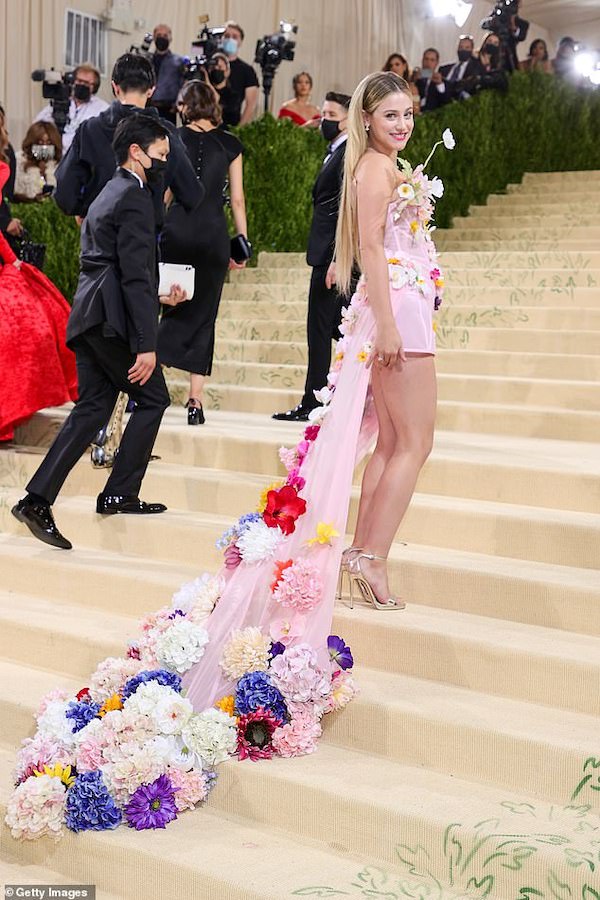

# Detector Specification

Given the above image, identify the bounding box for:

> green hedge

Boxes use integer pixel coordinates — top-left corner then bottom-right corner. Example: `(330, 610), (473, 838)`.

(11, 72), (600, 300)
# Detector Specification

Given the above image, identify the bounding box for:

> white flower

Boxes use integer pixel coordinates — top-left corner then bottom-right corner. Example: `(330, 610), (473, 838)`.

(123, 681), (179, 717)
(308, 405), (330, 425)
(236, 519), (282, 564)
(313, 385), (333, 406)
(220, 626), (271, 680)
(442, 128), (456, 150)
(36, 700), (78, 748)
(171, 573), (223, 616)
(429, 176), (444, 198)
(155, 619), (209, 675)
(181, 708), (238, 768)
(147, 734), (195, 769)
(397, 183), (415, 201)
(5, 774), (67, 841)
(153, 694), (194, 735)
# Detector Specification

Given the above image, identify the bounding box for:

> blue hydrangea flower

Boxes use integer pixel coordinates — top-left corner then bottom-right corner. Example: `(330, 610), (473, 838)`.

(235, 671), (288, 722)
(65, 699), (101, 733)
(216, 512), (262, 550)
(65, 771), (122, 832)
(121, 669), (182, 701)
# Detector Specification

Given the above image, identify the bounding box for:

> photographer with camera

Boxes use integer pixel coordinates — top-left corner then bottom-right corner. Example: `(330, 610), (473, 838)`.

(220, 21), (259, 126)
(476, 34), (510, 92)
(481, 0), (529, 73)
(148, 23), (185, 124)
(14, 121), (62, 202)
(34, 64), (108, 153)
(54, 53), (202, 225)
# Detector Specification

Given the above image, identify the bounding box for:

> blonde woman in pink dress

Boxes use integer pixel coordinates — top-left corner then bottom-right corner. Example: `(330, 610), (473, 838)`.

(6, 72), (450, 840)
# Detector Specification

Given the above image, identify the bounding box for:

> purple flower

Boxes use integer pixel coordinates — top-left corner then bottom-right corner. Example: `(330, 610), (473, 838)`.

(121, 669), (182, 701)
(235, 671), (288, 723)
(65, 699), (101, 732)
(125, 775), (178, 830)
(168, 609), (186, 620)
(269, 641), (286, 659)
(65, 771), (122, 832)
(327, 635), (354, 670)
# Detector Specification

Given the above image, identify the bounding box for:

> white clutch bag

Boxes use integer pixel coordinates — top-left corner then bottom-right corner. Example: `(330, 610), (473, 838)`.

(158, 262), (195, 299)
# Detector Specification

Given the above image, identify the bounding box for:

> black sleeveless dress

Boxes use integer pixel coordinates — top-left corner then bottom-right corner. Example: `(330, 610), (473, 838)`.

(157, 126), (243, 375)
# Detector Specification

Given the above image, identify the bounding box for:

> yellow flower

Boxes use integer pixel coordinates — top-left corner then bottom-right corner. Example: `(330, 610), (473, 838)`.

(257, 480), (285, 513)
(357, 351), (368, 363)
(409, 221), (419, 234)
(307, 522), (340, 546)
(34, 763), (75, 788)
(433, 321), (438, 333)
(387, 257), (400, 265)
(98, 693), (123, 717)
(334, 351), (344, 363)
(434, 277), (445, 289)
(215, 695), (236, 717)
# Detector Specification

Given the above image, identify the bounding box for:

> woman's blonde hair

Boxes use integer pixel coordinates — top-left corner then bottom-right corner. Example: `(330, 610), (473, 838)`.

(335, 71), (412, 295)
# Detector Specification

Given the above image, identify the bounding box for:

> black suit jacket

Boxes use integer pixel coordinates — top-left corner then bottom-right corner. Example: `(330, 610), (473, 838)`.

(306, 140), (347, 268)
(54, 101), (203, 223)
(439, 58), (486, 100)
(415, 77), (451, 113)
(66, 168), (158, 354)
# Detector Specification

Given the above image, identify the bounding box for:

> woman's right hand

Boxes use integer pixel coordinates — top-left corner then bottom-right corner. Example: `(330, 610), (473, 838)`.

(370, 325), (406, 369)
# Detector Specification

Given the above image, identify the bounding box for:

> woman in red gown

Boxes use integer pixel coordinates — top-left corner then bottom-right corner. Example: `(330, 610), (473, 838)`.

(278, 71), (321, 126)
(0, 160), (77, 441)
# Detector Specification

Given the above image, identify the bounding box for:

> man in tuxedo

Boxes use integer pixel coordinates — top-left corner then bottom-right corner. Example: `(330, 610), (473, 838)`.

(273, 91), (351, 422)
(12, 115), (186, 550)
(53, 53), (202, 225)
(415, 48), (451, 114)
(438, 35), (486, 103)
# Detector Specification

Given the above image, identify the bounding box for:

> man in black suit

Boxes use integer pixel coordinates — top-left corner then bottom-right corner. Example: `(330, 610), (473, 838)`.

(273, 91), (351, 422)
(12, 116), (187, 550)
(415, 48), (451, 114)
(53, 53), (202, 225)
(438, 35), (486, 103)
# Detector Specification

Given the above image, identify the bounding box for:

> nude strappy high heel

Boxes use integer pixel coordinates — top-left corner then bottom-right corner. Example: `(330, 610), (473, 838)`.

(347, 552), (406, 611)
(335, 547), (364, 602)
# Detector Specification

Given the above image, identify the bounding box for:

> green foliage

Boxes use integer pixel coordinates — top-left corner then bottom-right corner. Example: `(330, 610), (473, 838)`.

(11, 198), (80, 300)
(10, 74), (600, 298)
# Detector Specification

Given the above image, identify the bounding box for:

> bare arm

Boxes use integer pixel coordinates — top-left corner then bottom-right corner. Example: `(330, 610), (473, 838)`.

(356, 154), (406, 368)
(239, 85), (259, 125)
(228, 154), (247, 236)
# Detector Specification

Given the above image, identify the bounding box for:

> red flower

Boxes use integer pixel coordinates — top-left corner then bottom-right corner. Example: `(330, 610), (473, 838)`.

(271, 559), (294, 592)
(76, 687), (91, 701)
(304, 425), (320, 442)
(236, 706), (282, 761)
(263, 485), (306, 536)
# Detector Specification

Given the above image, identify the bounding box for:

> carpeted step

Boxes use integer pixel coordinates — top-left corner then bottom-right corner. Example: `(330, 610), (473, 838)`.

(457, 212), (600, 227)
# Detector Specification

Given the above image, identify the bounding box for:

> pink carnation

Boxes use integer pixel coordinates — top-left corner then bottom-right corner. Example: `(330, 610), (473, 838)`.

(224, 542), (242, 569)
(88, 657), (145, 704)
(272, 708), (322, 758)
(325, 669), (359, 713)
(303, 425), (320, 442)
(278, 446), (298, 472)
(272, 558), (323, 612)
(5, 774), (66, 841)
(296, 440), (311, 464)
(167, 766), (210, 811)
(75, 736), (106, 773)
(286, 468), (306, 492)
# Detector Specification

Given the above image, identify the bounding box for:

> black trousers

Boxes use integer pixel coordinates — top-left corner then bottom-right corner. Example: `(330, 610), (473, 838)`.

(27, 326), (170, 505)
(301, 265), (353, 409)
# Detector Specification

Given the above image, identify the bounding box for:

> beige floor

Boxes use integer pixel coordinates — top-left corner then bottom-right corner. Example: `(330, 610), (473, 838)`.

(1, 171), (599, 899)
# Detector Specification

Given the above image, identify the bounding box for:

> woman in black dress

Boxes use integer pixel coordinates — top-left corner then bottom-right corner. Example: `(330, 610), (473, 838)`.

(158, 79), (247, 424)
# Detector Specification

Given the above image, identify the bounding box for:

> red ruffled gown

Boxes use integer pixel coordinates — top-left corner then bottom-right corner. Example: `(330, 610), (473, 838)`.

(0, 163), (77, 441)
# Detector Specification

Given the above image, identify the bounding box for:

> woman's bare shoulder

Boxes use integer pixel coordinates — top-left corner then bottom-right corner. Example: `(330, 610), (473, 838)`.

(355, 151), (398, 189)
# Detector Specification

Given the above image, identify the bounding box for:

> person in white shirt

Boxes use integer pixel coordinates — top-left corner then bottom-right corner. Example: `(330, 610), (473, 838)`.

(34, 63), (108, 153)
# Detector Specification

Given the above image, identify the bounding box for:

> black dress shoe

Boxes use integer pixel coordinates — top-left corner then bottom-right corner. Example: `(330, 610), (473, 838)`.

(96, 494), (167, 515)
(11, 498), (72, 550)
(272, 404), (314, 422)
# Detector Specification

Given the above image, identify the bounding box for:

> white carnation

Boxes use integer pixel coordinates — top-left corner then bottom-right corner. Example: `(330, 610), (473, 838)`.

(308, 405), (330, 425)
(123, 681), (178, 716)
(36, 700), (77, 748)
(181, 708), (237, 768)
(236, 519), (282, 563)
(171, 573), (223, 616)
(155, 618), (209, 674)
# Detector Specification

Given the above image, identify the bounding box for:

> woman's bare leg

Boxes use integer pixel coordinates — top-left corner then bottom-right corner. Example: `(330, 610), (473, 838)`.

(189, 373), (206, 404)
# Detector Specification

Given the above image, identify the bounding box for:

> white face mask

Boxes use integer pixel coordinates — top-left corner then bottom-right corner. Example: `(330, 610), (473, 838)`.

(31, 144), (55, 161)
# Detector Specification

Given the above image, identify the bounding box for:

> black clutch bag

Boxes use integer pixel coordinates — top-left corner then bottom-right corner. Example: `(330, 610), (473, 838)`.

(230, 233), (252, 264)
(16, 228), (46, 271)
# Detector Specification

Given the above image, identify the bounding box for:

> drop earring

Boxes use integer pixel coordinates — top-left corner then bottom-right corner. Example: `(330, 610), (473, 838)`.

(364, 122), (370, 133)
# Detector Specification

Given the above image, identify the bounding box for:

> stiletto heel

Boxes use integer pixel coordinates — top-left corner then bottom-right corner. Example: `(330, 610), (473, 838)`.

(336, 546), (364, 603)
(348, 552), (405, 611)
(349, 575), (354, 610)
(186, 399), (205, 426)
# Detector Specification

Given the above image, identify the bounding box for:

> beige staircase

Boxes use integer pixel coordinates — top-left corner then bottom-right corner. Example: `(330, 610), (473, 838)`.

(1, 171), (600, 899)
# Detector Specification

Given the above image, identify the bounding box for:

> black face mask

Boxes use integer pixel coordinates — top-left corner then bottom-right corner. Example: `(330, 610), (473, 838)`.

(154, 36), (170, 52)
(141, 155), (168, 186)
(320, 118), (341, 142)
(73, 83), (91, 102)
(458, 49), (472, 62)
(486, 46), (500, 65)
(209, 68), (226, 86)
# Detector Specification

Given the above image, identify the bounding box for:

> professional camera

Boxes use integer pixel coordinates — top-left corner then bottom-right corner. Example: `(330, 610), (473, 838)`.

(255, 20), (297, 112)
(481, 0), (519, 38)
(31, 68), (80, 134)
(129, 32), (153, 58)
(180, 21), (226, 81)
